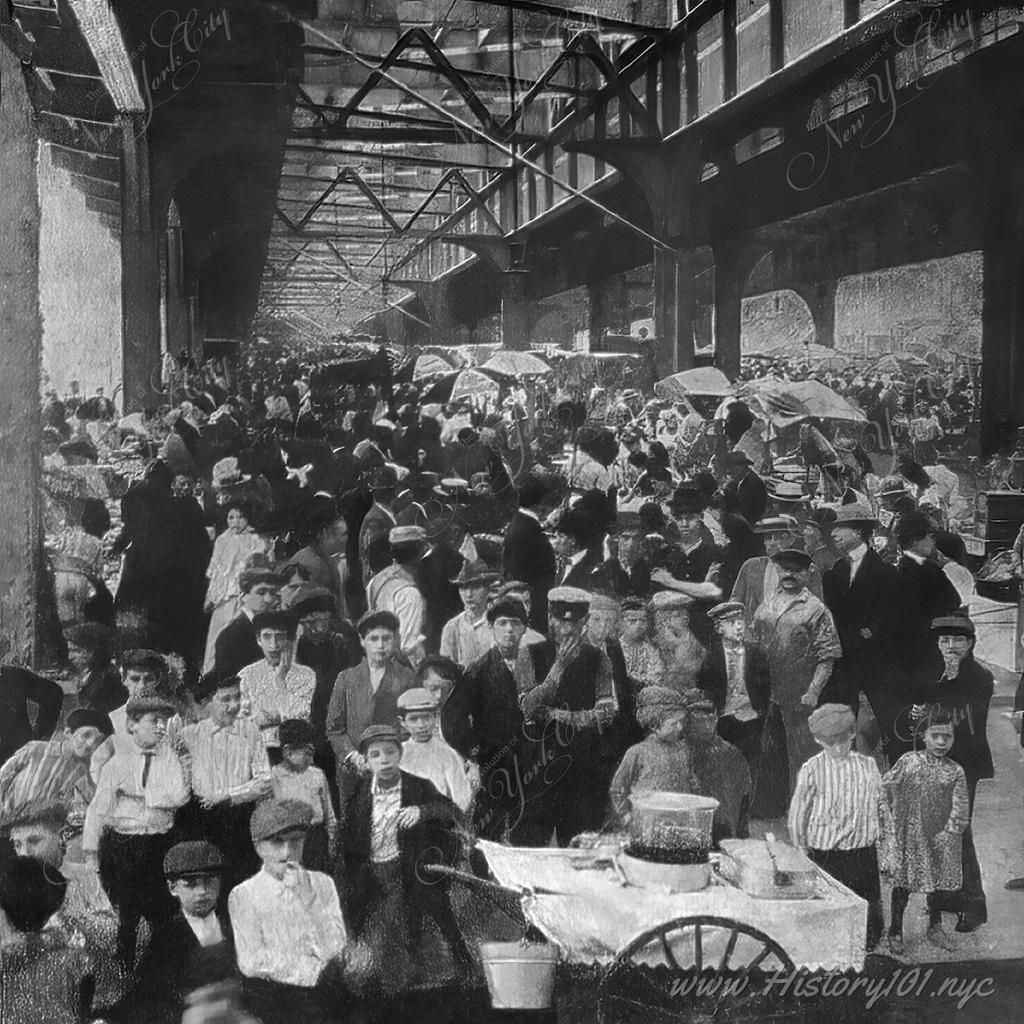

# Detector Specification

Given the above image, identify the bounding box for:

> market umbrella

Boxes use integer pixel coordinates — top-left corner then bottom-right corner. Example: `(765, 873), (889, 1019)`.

(411, 352), (454, 380)
(421, 368), (501, 403)
(482, 351), (551, 377)
(785, 380), (867, 423)
(655, 366), (734, 400)
(734, 379), (811, 429)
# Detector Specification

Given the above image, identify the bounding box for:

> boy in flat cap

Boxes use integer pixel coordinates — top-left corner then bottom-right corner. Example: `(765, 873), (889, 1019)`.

(180, 673), (271, 896)
(229, 799), (347, 1023)
(271, 719), (336, 871)
(238, 611), (316, 763)
(0, 707), (111, 823)
(788, 703), (885, 951)
(396, 689), (472, 813)
(104, 841), (235, 1024)
(83, 693), (190, 966)
(339, 725), (469, 991)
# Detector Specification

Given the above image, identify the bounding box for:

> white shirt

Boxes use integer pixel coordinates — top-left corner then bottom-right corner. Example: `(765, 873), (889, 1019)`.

(847, 542), (869, 582)
(370, 776), (402, 863)
(229, 866), (348, 988)
(184, 910), (225, 948)
(401, 736), (473, 812)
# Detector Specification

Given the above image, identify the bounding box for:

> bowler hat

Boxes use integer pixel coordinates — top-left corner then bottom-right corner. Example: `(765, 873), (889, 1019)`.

(250, 799), (313, 843)
(164, 841), (224, 880)
(357, 724), (402, 753)
(278, 719), (316, 748)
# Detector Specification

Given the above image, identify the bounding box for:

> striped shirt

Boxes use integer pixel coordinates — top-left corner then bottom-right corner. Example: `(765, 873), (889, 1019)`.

(0, 741), (94, 820)
(238, 661), (317, 749)
(181, 717), (270, 802)
(788, 750), (883, 852)
(369, 777), (402, 863)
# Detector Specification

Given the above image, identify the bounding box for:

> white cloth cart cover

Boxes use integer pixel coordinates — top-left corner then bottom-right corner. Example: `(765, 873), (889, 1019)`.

(479, 841), (865, 973)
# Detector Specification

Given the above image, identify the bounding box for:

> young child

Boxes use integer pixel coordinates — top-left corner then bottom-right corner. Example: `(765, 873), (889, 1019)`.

(882, 705), (969, 953)
(396, 689), (472, 813)
(788, 704), (885, 950)
(203, 499), (273, 671)
(270, 719), (336, 871)
(608, 686), (696, 824)
(180, 673), (272, 895)
(83, 693), (190, 967)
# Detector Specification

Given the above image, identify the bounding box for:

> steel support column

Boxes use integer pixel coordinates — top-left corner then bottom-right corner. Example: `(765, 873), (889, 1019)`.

(120, 114), (161, 413)
(713, 239), (744, 379)
(165, 204), (191, 357)
(0, 43), (44, 662)
(501, 275), (534, 350)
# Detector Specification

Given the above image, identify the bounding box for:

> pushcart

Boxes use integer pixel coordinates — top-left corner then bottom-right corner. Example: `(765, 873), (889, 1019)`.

(462, 840), (868, 1024)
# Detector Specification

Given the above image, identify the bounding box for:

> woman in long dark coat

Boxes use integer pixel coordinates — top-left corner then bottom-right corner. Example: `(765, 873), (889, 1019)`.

(113, 459), (211, 665)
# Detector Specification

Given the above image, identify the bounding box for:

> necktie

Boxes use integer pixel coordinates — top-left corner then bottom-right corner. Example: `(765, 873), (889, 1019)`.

(141, 752), (154, 789)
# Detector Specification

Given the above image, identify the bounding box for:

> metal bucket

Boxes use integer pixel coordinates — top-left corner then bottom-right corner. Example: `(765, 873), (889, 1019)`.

(479, 941), (559, 1009)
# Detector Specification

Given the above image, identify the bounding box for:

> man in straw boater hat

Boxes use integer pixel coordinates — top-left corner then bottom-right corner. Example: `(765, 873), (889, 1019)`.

(520, 587), (618, 845)
(439, 559), (501, 668)
(821, 503), (906, 757)
(366, 524), (430, 663)
(729, 514), (824, 627)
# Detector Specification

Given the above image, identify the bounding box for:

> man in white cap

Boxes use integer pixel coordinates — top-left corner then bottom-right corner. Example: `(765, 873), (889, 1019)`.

(396, 688), (472, 812)
(367, 525), (429, 663)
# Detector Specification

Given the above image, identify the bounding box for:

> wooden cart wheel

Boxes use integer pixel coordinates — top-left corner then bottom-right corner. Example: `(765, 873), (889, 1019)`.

(597, 915), (796, 1024)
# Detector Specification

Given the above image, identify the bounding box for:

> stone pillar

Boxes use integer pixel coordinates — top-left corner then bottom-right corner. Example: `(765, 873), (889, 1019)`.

(653, 248), (697, 378)
(165, 202), (191, 357)
(500, 275), (532, 350)
(0, 43), (43, 662)
(713, 239), (743, 378)
(980, 172), (1024, 454)
(120, 114), (161, 413)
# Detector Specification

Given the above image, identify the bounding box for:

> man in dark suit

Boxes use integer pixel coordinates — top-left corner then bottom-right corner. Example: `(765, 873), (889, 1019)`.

(338, 724), (470, 973)
(443, 597), (553, 845)
(722, 450), (767, 526)
(595, 511), (651, 599)
(503, 476), (557, 630)
(893, 510), (961, 682)
(357, 465), (398, 588)
(105, 841), (235, 1024)
(821, 506), (906, 757)
(0, 664), (63, 766)
(212, 569), (282, 678)
(550, 505), (605, 589)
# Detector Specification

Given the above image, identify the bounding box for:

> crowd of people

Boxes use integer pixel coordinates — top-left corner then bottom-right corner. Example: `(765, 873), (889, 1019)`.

(0, 355), (1008, 1023)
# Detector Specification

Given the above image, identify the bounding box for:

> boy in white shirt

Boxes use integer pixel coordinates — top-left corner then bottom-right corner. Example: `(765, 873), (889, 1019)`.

(83, 693), (190, 966)
(397, 689), (472, 813)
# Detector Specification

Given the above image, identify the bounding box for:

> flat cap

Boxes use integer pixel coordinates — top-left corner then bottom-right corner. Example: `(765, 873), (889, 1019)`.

(931, 614), (975, 638)
(707, 600), (744, 621)
(389, 524), (427, 545)
(289, 585), (337, 617)
(164, 841), (224, 879)
(357, 724), (402, 753)
(808, 703), (857, 740)
(357, 609), (400, 636)
(278, 718), (315, 748)
(753, 515), (799, 535)
(486, 596), (529, 624)
(650, 590), (692, 611)
(589, 591), (621, 613)
(548, 587), (591, 621)
(770, 548), (813, 570)
(251, 610), (298, 635)
(125, 693), (177, 718)
(250, 798), (313, 843)
(66, 708), (114, 737)
(396, 687), (438, 713)
(64, 622), (113, 653)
